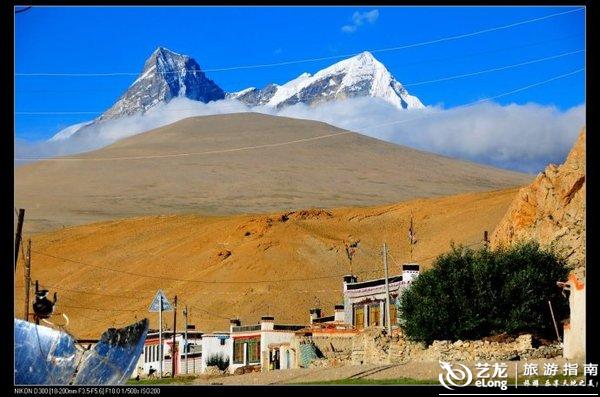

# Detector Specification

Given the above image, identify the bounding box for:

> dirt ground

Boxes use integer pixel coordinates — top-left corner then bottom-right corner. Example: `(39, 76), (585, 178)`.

(190, 358), (570, 385)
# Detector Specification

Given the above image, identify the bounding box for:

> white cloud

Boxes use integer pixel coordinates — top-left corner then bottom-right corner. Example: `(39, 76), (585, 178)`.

(342, 9), (379, 33)
(15, 97), (585, 174)
(274, 98), (585, 173)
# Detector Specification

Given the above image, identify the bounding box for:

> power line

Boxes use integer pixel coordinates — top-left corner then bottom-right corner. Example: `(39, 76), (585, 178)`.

(24, 282), (345, 297)
(15, 6), (32, 14)
(14, 8), (583, 77)
(16, 130), (353, 161)
(12, 66), (585, 162)
(15, 47), (585, 116)
(352, 68), (584, 132)
(14, 33), (584, 95)
(402, 49), (584, 87)
(30, 249), (383, 284)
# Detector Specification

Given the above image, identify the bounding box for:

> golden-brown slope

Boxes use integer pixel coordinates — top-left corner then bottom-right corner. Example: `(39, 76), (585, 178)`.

(15, 113), (531, 233)
(15, 187), (518, 338)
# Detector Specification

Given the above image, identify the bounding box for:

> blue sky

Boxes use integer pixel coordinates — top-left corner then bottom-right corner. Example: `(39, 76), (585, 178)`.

(15, 6), (585, 141)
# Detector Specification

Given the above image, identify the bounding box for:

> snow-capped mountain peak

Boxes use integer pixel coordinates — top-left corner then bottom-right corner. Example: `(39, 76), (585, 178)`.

(98, 46), (225, 121)
(232, 51), (424, 109)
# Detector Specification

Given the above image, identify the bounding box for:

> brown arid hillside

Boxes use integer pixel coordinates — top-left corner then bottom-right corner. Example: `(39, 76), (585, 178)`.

(15, 113), (530, 233)
(491, 128), (586, 276)
(15, 188), (518, 339)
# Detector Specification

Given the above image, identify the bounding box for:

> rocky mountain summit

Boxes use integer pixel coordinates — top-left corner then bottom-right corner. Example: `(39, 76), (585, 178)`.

(491, 128), (586, 272)
(100, 47), (225, 120)
(50, 49), (423, 142)
(51, 47), (225, 140)
(228, 51), (424, 109)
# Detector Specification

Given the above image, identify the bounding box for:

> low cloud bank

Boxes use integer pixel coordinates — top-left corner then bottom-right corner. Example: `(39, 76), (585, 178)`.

(15, 97), (585, 173)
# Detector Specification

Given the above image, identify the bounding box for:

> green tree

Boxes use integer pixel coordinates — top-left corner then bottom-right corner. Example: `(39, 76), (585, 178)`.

(398, 241), (569, 345)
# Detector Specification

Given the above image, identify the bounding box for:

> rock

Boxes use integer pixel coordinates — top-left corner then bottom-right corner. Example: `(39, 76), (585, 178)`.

(205, 365), (224, 376)
(516, 334), (533, 350)
(491, 128), (586, 271)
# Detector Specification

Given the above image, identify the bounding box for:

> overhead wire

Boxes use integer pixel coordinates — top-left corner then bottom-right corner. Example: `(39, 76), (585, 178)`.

(14, 8), (583, 77)
(13, 66), (584, 163)
(14, 48), (585, 116)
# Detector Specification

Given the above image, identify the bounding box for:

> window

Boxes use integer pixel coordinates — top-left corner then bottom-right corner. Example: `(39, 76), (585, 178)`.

(220, 338), (226, 346)
(368, 303), (381, 327)
(354, 305), (364, 329)
(247, 338), (260, 363)
(233, 339), (244, 364)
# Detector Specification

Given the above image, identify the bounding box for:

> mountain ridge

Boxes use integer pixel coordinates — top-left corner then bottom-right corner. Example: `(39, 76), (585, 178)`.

(228, 51), (424, 109)
(50, 48), (423, 141)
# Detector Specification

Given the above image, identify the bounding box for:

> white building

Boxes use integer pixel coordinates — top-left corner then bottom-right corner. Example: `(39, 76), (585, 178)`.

(134, 328), (203, 378)
(200, 331), (232, 373)
(228, 316), (305, 373)
(343, 264), (420, 329)
(559, 273), (586, 360)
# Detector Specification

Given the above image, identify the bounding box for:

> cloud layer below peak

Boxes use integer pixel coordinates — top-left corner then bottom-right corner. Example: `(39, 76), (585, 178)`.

(15, 96), (585, 174)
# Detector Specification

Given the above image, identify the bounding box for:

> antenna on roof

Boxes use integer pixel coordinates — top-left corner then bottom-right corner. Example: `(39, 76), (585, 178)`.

(408, 212), (417, 262)
(345, 238), (359, 274)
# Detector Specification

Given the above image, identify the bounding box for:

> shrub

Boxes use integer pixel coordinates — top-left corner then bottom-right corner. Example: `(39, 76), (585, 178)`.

(398, 241), (569, 345)
(206, 353), (229, 371)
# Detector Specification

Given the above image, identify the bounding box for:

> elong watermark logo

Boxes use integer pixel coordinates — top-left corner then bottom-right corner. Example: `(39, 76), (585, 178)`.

(438, 361), (473, 390)
(439, 360), (599, 390)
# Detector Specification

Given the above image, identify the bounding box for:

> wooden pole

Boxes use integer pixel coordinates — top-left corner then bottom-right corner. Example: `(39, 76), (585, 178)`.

(548, 300), (562, 342)
(383, 243), (392, 334)
(35, 280), (39, 325)
(159, 294), (163, 378)
(409, 215), (413, 262)
(183, 305), (188, 375)
(171, 295), (178, 378)
(15, 209), (25, 271)
(23, 239), (31, 321)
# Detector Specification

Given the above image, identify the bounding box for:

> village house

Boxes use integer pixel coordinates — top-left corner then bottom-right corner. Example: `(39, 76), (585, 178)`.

(343, 264), (420, 329)
(227, 316), (305, 373)
(200, 330), (232, 373)
(134, 326), (203, 378)
(135, 263), (421, 377)
(283, 265), (421, 369)
(558, 273), (586, 360)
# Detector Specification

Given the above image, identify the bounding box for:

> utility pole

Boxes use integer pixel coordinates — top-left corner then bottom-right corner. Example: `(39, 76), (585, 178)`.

(15, 209), (25, 271)
(382, 243), (392, 334)
(23, 239), (31, 321)
(548, 300), (562, 343)
(159, 294), (163, 379)
(483, 231), (490, 249)
(171, 295), (178, 378)
(408, 213), (416, 262)
(35, 280), (40, 325)
(183, 305), (188, 375)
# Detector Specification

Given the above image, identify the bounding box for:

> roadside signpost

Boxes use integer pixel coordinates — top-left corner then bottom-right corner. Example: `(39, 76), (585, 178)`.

(149, 290), (173, 378)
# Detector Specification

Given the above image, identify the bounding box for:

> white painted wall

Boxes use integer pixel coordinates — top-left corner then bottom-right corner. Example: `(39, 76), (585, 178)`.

(134, 334), (203, 377)
(563, 274), (586, 361)
(201, 334), (232, 373)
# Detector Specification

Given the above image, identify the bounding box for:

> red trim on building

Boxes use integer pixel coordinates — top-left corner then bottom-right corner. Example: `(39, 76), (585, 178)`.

(233, 335), (261, 341)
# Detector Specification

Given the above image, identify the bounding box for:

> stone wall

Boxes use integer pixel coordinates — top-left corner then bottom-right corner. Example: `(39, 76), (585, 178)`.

(302, 328), (562, 368)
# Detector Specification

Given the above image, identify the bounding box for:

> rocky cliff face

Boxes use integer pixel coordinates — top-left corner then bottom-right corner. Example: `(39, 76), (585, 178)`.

(99, 47), (225, 121)
(491, 128), (586, 272)
(229, 51), (424, 110)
